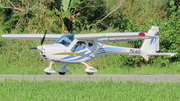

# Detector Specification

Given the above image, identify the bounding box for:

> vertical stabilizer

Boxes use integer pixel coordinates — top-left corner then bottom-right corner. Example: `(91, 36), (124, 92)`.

(141, 26), (159, 54)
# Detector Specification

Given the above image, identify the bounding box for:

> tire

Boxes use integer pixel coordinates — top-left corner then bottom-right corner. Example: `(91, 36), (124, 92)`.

(59, 72), (65, 75)
(86, 72), (94, 75)
(46, 72), (51, 75)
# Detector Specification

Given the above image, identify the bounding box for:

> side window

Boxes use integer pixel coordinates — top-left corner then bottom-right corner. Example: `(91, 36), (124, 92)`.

(88, 43), (93, 47)
(71, 41), (86, 52)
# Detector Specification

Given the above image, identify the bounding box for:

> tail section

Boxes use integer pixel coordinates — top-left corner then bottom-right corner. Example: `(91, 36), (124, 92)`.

(130, 26), (177, 61)
(141, 26), (159, 53)
(140, 26), (159, 60)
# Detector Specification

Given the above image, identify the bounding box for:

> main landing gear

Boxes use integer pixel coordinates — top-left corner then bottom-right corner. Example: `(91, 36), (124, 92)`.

(57, 64), (69, 75)
(82, 62), (98, 75)
(44, 61), (98, 75)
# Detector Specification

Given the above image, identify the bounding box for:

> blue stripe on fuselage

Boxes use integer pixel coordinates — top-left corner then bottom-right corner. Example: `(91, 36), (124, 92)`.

(95, 50), (126, 56)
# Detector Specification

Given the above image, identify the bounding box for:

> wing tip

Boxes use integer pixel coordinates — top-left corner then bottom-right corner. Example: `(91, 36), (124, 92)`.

(171, 53), (177, 57)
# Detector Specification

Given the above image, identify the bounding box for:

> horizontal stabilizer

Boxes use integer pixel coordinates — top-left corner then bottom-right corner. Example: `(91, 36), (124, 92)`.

(147, 53), (177, 57)
(129, 52), (177, 61)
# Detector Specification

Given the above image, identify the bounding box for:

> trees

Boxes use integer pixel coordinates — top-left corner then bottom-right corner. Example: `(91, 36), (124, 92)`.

(0, 0), (117, 33)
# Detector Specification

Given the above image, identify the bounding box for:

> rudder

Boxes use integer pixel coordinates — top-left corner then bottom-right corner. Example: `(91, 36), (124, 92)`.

(141, 26), (159, 54)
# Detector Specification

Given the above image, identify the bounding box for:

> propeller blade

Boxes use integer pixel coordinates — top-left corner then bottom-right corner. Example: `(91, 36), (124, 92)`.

(29, 47), (37, 49)
(41, 30), (47, 45)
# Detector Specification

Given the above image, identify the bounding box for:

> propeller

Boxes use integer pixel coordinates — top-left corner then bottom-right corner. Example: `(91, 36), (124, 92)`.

(30, 30), (47, 50)
(41, 30), (47, 45)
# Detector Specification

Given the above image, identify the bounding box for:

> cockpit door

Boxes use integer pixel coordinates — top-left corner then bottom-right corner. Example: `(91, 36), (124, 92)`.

(71, 41), (86, 52)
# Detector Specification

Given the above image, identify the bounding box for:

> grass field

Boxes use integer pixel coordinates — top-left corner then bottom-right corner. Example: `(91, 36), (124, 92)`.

(0, 79), (179, 101)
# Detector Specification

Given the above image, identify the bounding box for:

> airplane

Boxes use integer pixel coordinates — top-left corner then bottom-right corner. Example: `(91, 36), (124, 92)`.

(1, 26), (177, 75)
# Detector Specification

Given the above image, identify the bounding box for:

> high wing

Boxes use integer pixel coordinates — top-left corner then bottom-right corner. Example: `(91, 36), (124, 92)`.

(2, 32), (156, 42)
(74, 32), (157, 42)
(1, 34), (63, 41)
(2, 26), (158, 42)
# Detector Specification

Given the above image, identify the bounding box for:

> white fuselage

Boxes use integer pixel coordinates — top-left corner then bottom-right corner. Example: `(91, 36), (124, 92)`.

(38, 40), (140, 64)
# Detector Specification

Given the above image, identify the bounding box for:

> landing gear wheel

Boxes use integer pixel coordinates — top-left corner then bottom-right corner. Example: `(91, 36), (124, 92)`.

(46, 72), (51, 75)
(86, 72), (94, 75)
(59, 72), (65, 75)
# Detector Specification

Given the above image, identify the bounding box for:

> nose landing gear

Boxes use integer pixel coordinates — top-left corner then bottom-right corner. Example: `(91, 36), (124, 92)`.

(44, 61), (56, 75)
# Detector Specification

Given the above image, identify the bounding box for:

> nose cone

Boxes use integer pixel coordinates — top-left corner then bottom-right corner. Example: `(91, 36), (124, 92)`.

(37, 46), (42, 50)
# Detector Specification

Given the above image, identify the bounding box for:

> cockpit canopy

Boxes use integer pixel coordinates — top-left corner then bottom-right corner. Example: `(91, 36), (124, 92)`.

(55, 34), (74, 47)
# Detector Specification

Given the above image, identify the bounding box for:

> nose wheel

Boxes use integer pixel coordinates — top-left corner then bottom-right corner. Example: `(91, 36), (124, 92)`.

(44, 61), (56, 75)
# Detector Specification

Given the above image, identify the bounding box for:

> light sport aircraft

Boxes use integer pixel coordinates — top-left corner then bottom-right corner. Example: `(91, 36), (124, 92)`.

(2, 26), (177, 75)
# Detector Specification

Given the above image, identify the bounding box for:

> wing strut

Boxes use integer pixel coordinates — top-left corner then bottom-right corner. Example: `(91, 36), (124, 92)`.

(89, 38), (110, 58)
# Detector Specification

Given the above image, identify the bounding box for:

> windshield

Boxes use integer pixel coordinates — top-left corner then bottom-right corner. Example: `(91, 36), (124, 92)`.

(55, 34), (74, 47)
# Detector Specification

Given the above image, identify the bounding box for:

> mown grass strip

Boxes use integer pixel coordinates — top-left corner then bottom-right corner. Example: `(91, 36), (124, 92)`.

(0, 79), (179, 101)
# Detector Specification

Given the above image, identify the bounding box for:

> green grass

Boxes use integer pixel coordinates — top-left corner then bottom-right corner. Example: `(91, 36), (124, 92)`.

(0, 79), (180, 101)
